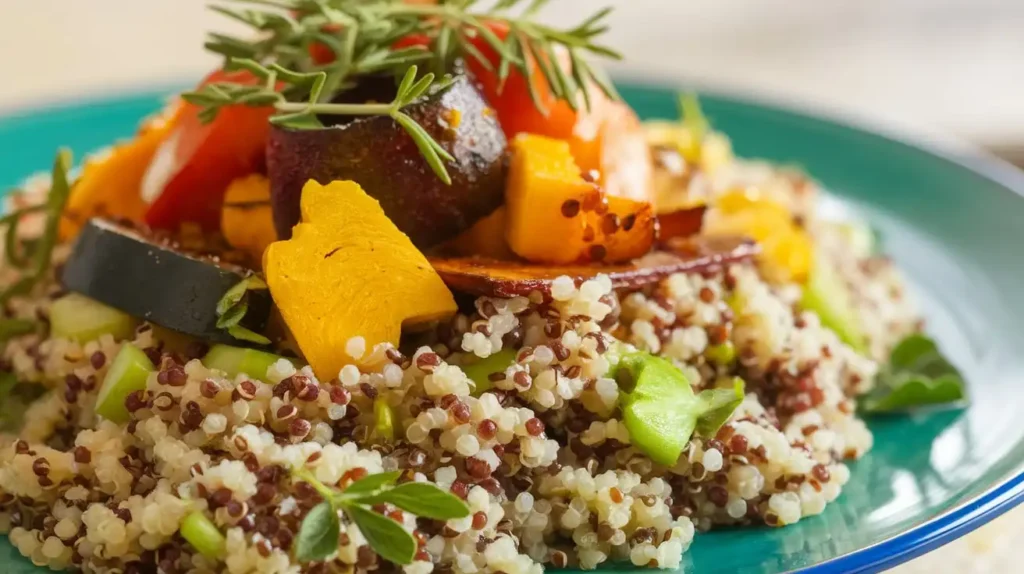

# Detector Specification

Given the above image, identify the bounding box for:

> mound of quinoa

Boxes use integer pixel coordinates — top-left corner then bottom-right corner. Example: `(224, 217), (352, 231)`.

(0, 158), (920, 573)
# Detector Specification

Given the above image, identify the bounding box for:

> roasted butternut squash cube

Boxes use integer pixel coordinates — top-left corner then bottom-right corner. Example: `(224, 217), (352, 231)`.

(444, 207), (516, 260)
(264, 180), (457, 379)
(221, 174), (277, 266)
(505, 134), (598, 264)
(505, 134), (655, 264)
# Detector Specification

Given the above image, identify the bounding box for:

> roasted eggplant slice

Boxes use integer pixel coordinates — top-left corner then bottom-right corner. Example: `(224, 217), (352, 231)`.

(429, 235), (758, 298)
(61, 219), (271, 343)
(268, 74), (507, 248)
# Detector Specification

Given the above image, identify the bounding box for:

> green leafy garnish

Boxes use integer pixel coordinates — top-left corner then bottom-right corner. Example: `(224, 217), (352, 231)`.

(295, 501), (341, 562)
(612, 352), (744, 466)
(860, 334), (966, 413)
(293, 469), (469, 564)
(0, 149), (73, 306)
(361, 482), (473, 520)
(184, 0), (621, 186)
(346, 505), (417, 565)
(215, 275), (271, 345)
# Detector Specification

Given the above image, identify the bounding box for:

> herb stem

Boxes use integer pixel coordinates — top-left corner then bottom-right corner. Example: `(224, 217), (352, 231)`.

(292, 467), (339, 502)
(274, 101), (395, 116)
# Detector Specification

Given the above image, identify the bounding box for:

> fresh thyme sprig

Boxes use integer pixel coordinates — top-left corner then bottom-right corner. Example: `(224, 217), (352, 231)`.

(184, 62), (456, 184)
(292, 468), (469, 564)
(186, 0), (620, 183)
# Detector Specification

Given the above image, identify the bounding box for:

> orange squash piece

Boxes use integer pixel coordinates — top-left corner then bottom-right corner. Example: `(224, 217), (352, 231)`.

(443, 207), (516, 260)
(264, 180), (457, 379)
(221, 174), (277, 266)
(704, 189), (812, 283)
(59, 106), (179, 239)
(505, 134), (655, 265)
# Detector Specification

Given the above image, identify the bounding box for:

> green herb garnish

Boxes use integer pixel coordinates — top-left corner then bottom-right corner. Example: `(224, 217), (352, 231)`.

(860, 334), (966, 413)
(184, 0), (620, 184)
(215, 275), (271, 345)
(293, 469), (469, 564)
(0, 149), (73, 306)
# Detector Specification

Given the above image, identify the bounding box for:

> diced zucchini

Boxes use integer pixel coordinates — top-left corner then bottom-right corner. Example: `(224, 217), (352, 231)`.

(461, 348), (516, 395)
(801, 252), (867, 353)
(374, 398), (395, 442)
(96, 344), (155, 423)
(835, 221), (876, 258)
(202, 344), (290, 381)
(180, 512), (226, 559)
(50, 293), (137, 343)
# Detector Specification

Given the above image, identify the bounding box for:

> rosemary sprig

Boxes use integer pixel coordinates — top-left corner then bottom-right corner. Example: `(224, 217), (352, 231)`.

(0, 150), (73, 306)
(292, 469), (469, 564)
(184, 63), (455, 184)
(187, 0), (620, 183)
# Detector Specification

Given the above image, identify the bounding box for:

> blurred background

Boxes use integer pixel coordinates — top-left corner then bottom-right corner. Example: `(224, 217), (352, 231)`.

(3, 0), (1024, 163)
(2, 1), (1022, 571)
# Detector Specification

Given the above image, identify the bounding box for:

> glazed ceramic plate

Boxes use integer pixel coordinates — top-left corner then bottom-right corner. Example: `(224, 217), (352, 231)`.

(3, 81), (1024, 573)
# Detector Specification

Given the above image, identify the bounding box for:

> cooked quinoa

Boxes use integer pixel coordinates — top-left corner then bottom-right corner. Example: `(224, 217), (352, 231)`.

(0, 152), (921, 573)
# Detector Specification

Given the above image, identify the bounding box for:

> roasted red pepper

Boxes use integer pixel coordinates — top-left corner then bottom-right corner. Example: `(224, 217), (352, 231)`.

(142, 70), (274, 231)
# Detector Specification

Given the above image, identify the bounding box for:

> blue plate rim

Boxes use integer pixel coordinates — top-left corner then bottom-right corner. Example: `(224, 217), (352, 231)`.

(3, 77), (1024, 574)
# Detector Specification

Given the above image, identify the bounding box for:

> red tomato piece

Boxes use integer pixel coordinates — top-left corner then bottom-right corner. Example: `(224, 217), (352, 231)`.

(142, 70), (274, 231)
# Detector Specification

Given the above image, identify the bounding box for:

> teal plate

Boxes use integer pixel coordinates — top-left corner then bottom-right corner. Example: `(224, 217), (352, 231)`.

(3, 82), (1024, 573)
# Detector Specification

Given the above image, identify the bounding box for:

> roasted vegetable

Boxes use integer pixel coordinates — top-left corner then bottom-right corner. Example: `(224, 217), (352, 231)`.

(656, 206), (707, 242)
(441, 207), (515, 260)
(49, 293), (137, 343)
(60, 108), (179, 239)
(61, 219), (271, 343)
(264, 180), (457, 379)
(505, 134), (654, 264)
(143, 70), (275, 231)
(221, 174), (277, 266)
(430, 235), (758, 298)
(461, 24), (652, 203)
(267, 75), (506, 248)
(704, 190), (812, 284)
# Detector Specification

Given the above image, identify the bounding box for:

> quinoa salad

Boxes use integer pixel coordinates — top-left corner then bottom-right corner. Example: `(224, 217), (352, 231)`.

(0, 2), (965, 573)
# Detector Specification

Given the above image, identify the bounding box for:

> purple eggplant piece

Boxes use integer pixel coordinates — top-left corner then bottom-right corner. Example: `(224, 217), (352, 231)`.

(268, 75), (507, 248)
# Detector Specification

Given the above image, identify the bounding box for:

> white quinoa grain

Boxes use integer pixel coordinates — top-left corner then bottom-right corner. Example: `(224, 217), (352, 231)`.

(345, 336), (366, 360)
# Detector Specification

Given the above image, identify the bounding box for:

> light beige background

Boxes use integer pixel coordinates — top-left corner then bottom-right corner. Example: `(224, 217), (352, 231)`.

(2, 1), (1021, 571)
(2, 0), (1024, 150)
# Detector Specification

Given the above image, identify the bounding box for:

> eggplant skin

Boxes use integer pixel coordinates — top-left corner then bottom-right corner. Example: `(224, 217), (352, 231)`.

(268, 75), (508, 247)
(60, 219), (271, 344)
